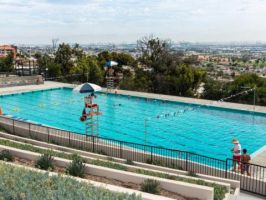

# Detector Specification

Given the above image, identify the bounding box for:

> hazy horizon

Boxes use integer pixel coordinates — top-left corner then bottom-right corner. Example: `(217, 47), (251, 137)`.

(1, 0), (266, 44)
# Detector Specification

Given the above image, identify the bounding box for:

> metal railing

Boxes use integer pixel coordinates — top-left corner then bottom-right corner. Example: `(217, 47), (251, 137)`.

(0, 115), (265, 196)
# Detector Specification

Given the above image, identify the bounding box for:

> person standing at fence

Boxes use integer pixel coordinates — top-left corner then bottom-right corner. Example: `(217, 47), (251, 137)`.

(241, 149), (251, 176)
(231, 138), (241, 171)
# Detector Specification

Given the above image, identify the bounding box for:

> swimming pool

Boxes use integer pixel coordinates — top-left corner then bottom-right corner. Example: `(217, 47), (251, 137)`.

(0, 87), (265, 161)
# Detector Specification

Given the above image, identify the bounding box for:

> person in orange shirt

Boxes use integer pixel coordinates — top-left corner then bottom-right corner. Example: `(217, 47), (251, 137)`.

(241, 149), (251, 176)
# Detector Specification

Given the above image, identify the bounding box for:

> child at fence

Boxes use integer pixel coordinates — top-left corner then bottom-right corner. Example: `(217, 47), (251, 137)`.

(241, 149), (251, 176)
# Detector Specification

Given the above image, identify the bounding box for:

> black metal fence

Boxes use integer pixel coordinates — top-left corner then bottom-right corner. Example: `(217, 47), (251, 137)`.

(0, 115), (265, 196)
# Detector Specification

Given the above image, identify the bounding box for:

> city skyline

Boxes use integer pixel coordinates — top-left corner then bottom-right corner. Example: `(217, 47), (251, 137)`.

(1, 0), (266, 44)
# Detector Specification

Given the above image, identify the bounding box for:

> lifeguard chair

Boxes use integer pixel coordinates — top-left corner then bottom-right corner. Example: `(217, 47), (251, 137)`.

(80, 94), (101, 136)
(105, 61), (118, 92)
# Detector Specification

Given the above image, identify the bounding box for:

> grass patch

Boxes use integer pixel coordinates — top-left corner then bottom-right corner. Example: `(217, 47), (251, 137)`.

(0, 162), (141, 200)
(136, 169), (176, 180)
(91, 159), (127, 171)
(145, 158), (183, 170)
(0, 139), (72, 160)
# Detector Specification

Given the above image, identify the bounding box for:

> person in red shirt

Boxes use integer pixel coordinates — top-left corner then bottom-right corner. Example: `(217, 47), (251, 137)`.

(231, 138), (241, 171)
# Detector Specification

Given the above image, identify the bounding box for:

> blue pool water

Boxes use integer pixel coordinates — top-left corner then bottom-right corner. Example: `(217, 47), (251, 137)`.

(0, 87), (265, 161)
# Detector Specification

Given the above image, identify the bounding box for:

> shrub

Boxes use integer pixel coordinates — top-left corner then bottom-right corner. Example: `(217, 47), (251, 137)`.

(0, 150), (14, 162)
(35, 153), (54, 170)
(213, 184), (228, 200)
(0, 126), (7, 133)
(125, 159), (134, 165)
(141, 179), (160, 194)
(96, 150), (107, 155)
(145, 158), (162, 165)
(187, 171), (198, 177)
(66, 154), (86, 177)
(106, 157), (115, 161)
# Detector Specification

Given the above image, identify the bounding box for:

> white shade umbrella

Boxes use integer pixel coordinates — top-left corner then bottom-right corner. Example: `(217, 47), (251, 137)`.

(105, 61), (118, 67)
(73, 82), (102, 94)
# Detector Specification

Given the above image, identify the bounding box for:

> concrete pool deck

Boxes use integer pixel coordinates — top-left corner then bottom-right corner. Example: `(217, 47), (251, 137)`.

(0, 81), (73, 95)
(251, 145), (266, 167)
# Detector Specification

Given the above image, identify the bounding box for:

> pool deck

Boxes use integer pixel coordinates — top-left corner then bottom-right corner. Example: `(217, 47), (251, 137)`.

(0, 81), (73, 95)
(251, 145), (266, 167)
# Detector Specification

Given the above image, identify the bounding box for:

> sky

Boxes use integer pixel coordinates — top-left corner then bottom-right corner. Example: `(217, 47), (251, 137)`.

(1, 0), (266, 44)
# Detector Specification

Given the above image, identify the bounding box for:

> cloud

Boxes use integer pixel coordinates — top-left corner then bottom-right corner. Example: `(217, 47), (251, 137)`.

(0, 0), (266, 43)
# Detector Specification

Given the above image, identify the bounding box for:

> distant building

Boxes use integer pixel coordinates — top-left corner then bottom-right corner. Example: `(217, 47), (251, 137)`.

(0, 45), (17, 59)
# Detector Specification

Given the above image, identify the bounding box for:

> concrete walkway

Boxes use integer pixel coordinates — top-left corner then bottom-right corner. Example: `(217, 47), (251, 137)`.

(0, 81), (73, 95)
(237, 191), (265, 200)
(251, 145), (266, 167)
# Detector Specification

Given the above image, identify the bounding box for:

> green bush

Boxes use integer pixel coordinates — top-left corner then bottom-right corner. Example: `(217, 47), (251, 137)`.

(141, 179), (160, 194)
(125, 159), (134, 165)
(0, 150), (14, 162)
(0, 162), (142, 200)
(66, 155), (86, 177)
(91, 159), (127, 171)
(96, 150), (107, 155)
(107, 157), (115, 161)
(35, 153), (54, 170)
(187, 171), (198, 177)
(0, 126), (7, 133)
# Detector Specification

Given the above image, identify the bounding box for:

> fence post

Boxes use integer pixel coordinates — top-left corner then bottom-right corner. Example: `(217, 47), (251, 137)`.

(120, 141), (123, 158)
(151, 146), (153, 163)
(12, 119), (15, 134)
(29, 123), (31, 138)
(92, 136), (95, 153)
(185, 152), (188, 171)
(68, 131), (71, 146)
(47, 127), (50, 142)
(225, 159), (228, 178)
